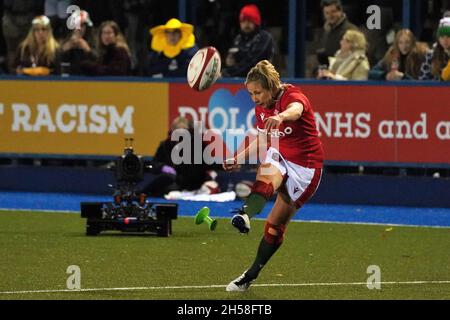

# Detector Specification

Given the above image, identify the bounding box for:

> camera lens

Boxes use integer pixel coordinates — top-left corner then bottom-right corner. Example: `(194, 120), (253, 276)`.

(122, 154), (140, 175)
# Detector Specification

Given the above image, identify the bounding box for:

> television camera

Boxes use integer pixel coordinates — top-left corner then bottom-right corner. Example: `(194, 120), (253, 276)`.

(80, 138), (178, 236)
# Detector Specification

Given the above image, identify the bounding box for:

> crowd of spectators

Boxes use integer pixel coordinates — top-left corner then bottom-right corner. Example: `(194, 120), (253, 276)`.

(0, 0), (449, 81)
(314, 0), (449, 81)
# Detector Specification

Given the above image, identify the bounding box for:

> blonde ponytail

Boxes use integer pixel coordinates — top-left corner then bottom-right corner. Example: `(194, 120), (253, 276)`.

(245, 60), (281, 92)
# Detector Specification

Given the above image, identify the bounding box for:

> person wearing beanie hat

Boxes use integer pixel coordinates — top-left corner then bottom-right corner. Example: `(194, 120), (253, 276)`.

(222, 4), (274, 77)
(437, 17), (450, 80)
(239, 4), (261, 28)
(144, 18), (198, 77)
(437, 17), (450, 38)
(419, 17), (450, 81)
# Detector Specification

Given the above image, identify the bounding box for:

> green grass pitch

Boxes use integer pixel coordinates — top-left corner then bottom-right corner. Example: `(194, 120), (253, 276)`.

(0, 210), (449, 300)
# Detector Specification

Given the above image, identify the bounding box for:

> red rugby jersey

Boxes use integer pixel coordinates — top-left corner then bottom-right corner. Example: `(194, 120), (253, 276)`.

(255, 84), (324, 168)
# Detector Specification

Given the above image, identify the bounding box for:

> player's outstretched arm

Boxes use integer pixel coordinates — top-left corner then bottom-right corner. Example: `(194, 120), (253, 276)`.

(263, 102), (304, 131)
(223, 136), (260, 171)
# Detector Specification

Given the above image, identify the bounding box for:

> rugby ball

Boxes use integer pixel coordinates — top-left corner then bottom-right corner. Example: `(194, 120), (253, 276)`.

(187, 46), (221, 91)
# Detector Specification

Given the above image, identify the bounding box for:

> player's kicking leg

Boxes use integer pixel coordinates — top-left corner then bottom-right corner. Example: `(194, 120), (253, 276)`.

(227, 189), (297, 292)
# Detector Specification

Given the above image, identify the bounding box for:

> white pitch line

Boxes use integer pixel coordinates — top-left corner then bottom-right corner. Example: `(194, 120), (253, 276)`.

(1, 209), (450, 229)
(1, 280), (450, 295)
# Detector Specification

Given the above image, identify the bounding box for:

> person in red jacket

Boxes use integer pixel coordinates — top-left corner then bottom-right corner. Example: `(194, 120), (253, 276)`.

(224, 60), (324, 292)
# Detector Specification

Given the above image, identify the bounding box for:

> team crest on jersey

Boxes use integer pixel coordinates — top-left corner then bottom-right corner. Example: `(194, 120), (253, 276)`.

(272, 152), (280, 162)
(260, 114), (265, 121)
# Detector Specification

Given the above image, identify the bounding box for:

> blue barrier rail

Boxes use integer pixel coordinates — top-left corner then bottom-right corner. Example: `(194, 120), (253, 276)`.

(1, 75), (450, 87)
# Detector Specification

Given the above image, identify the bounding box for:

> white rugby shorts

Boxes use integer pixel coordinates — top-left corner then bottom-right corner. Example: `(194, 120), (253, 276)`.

(263, 147), (322, 208)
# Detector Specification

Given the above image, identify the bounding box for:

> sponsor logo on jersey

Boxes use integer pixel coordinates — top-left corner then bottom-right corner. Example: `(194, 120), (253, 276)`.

(267, 126), (293, 137)
(272, 152), (280, 162)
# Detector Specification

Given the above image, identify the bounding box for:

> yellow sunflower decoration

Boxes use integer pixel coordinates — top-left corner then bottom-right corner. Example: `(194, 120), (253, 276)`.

(150, 18), (196, 59)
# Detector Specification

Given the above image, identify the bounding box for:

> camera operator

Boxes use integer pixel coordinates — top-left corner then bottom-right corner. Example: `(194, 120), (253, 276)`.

(140, 116), (220, 197)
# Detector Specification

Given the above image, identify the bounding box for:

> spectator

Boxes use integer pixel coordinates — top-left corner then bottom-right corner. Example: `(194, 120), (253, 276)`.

(14, 15), (61, 76)
(45, 0), (71, 41)
(316, 0), (359, 68)
(61, 10), (96, 75)
(140, 116), (219, 197)
(369, 29), (428, 81)
(221, 4), (274, 78)
(81, 20), (131, 76)
(419, 17), (450, 81)
(144, 18), (198, 78)
(2, 0), (44, 73)
(317, 29), (369, 80)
